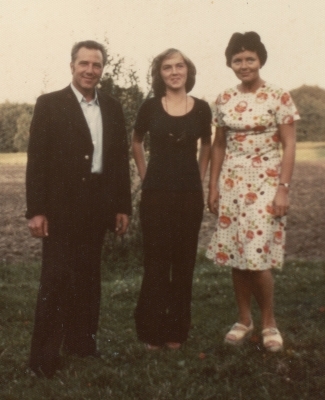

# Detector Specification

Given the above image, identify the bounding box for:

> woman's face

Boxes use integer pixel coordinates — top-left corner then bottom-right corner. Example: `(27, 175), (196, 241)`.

(160, 52), (188, 92)
(230, 50), (261, 84)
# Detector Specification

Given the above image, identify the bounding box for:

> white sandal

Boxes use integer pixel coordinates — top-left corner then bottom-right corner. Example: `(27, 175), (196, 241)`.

(262, 327), (283, 352)
(224, 322), (254, 345)
(166, 342), (181, 350)
(145, 343), (161, 351)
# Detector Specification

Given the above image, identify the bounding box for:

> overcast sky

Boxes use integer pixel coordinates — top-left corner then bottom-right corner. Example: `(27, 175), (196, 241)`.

(1, 0), (324, 104)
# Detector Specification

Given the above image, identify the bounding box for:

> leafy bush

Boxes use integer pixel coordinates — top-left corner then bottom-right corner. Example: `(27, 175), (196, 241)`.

(13, 110), (33, 152)
(98, 43), (150, 263)
(0, 102), (33, 152)
(291, 85), (325, 141)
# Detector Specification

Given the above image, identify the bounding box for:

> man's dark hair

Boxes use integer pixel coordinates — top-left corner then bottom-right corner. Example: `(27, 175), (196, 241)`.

(71, 40), (108, 66)
(225, 31), (267, 67)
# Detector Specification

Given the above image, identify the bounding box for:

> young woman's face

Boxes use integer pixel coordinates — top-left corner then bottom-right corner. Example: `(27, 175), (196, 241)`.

(160, 52), (188, 92)
(231, 50), (261, 84)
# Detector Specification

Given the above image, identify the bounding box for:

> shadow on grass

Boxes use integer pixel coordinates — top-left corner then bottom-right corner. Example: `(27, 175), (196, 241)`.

(0, 254), (324, 399)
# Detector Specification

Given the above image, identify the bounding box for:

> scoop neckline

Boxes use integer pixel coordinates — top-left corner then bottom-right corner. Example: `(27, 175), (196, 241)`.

(160, 96), (196, 117)
(235, 82), (267, 95)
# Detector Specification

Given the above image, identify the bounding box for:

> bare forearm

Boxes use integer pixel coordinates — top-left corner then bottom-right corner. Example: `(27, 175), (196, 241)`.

(279, 123), (296, 184)
(209, 129), (226, 191)
(272, 123), (296, 217)
(280, 143), (295, 184)
(198, 140), (211, 183)
(131, 131), (147, 181)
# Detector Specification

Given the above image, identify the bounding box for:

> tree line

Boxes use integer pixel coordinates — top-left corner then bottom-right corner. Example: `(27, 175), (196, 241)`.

(0, 80), (324, 152)
(290, 85), (325, 141)
(0, 46), (147, 153)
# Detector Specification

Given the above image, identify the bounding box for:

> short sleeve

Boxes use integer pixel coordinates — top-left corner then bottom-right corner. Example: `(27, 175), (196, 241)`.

(134, 99), (151, 136)
(275, 90), (300, 125)
(212, 93), (227, 128)
(199, 100), (212, 138)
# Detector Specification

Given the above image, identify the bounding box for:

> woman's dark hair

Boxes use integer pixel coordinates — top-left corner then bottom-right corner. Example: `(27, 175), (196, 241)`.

(151, 48), (196, 97)
(225, 31), (267, 67)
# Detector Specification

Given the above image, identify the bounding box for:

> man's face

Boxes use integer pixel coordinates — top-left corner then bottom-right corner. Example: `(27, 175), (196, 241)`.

(70, 47), (104, 97)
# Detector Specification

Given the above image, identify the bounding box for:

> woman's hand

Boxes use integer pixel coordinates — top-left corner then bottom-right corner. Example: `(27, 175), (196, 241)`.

(273, 186), (290, 217)
(208, 188), (220, 215)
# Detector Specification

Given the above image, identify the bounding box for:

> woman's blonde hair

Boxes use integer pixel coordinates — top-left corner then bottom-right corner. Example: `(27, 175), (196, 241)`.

(151, 48), (196, 97)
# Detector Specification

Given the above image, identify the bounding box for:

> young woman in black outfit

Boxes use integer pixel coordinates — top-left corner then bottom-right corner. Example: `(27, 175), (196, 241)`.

(132, 48), (212, 350)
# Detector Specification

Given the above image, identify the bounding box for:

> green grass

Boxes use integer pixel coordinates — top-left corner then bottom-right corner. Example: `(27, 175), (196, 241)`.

(0, 253), (324, 399)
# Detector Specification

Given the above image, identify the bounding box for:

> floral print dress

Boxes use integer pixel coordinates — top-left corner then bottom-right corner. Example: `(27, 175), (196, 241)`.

(206, 83), (300, 270)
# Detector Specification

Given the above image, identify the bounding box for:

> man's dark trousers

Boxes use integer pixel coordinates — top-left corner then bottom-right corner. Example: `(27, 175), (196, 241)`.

(29, 176), (107, 377)
(26, 86), (131, 378)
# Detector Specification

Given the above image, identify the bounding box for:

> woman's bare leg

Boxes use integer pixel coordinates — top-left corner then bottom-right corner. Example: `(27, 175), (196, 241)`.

(250, 269), (276, 329)
(231, 268), (253, 327)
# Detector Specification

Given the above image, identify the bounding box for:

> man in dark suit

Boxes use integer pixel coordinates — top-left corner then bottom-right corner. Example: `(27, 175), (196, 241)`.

(26, 40), (131, 378)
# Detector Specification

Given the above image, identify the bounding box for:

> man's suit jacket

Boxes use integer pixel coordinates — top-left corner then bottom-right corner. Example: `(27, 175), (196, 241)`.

(26, 85), (132, 236)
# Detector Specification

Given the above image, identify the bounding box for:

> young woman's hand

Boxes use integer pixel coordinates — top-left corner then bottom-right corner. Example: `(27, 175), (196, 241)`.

(208, 188), (220, 215)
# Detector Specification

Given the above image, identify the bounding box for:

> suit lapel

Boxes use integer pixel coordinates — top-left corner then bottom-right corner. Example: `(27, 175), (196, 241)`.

(98, 91), (114, 153)
(61, 86), (92, 144)
(61, 87), (115, 164)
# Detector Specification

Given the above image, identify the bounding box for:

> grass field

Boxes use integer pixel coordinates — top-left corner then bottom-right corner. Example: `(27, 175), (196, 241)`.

(0, 254), (324, 399)
(295, 141), (325, 161)
(0, 142), (324, 398)
(0, 152), (27, 164)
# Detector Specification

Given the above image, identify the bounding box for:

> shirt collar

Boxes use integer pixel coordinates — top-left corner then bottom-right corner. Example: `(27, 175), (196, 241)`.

(70, 83), (99, 105)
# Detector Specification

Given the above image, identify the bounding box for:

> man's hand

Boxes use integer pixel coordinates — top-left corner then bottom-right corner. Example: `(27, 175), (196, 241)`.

(28, 215), (49, 238)
(115, 213), (129, 236)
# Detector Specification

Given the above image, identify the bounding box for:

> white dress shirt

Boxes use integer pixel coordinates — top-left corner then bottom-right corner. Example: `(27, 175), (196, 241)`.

(71, 83), (103, 173)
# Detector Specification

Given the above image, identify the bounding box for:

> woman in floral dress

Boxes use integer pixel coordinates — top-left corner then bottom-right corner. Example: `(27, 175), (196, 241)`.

(206, 32), (299, 351)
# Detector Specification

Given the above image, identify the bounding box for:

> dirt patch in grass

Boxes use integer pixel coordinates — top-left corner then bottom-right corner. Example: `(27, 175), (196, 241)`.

(0, 161), (324, 264)
(0, 164), (42, 264)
